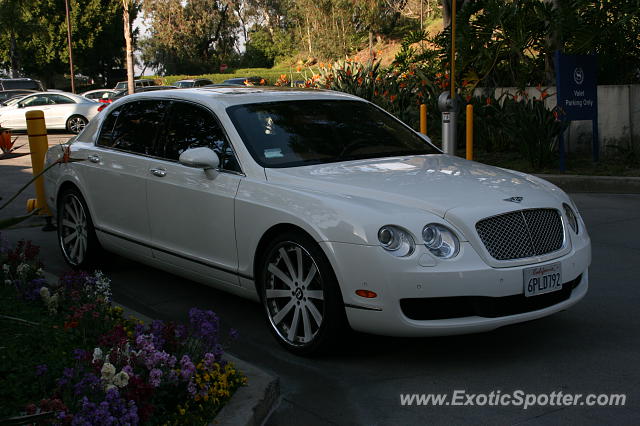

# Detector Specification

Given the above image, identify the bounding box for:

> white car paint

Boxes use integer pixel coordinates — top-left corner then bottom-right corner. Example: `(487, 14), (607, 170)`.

(43, 87), (591, 339)
(0, 92), (100, 131)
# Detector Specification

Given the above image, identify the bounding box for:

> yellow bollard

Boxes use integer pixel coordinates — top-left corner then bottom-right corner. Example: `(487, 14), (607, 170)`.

(466, 104), (473, 161)
(419, 104), (427, 135)
(25, 110), (51, 216)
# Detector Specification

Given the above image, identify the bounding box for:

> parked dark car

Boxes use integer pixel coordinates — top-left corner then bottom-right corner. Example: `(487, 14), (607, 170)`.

(0, 89), (37, 104)
(174, 78), (213, 88)
(0, 78), (44, 91)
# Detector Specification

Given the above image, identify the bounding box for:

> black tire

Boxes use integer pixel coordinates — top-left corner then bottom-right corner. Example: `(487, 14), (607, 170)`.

(258, 231), (345, 355)
(66, 115), (88, 134)
(57, 187), (100, 268)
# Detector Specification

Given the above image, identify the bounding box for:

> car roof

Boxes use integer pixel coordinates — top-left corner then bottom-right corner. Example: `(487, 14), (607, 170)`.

(112, 86), (362, 109)
(20, 91), (90, 102)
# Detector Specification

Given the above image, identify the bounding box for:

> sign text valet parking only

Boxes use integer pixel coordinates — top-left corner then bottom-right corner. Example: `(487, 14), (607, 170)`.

(554, 51), (599, 171)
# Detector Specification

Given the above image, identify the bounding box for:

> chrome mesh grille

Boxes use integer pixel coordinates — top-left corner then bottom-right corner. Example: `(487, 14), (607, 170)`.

(475, 209), (564, 260)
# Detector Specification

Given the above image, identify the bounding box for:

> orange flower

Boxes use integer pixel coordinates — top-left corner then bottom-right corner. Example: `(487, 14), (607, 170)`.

(280, 74), (287, 80)
(421, 80), (427, 86)
(553, 110), (559, 120)
(346, 68), (352, 76)
(328, 63), (332, 69)
(357, 77), (363, 85)
(319, 62), (324, 68)
(466, 94), (472, 102)
(382, 90), (389, 97)
(486, 97), (492, 105)
(513, 95), (518, 102)
(399, 83), (406, 88)
(296, 66), (302, 72)
(260, 79), (266, 85)
(374, 90), (379, 96)
(390, 94), (397, 103)
(541, 90), (548, 99)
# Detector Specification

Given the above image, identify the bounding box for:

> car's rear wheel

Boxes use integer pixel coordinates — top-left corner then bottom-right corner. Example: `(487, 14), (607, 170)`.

(259, 231), (345, 355)
(66, 115), (88, 134)
(57, 188), (99, 268)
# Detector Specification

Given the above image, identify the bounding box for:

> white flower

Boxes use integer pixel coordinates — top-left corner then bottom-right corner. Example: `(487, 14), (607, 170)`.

(92, 348), (103, 363)
(16, 263), (30, 277)
(2, 264), (9, 273)
(105, 384), (116, 392)
(113, 371), (129, 388)
(101, 362), (116, 381)
(36, 267), (44, 277)
(4, 279), (11, 285)
(40, 287), (50, 300)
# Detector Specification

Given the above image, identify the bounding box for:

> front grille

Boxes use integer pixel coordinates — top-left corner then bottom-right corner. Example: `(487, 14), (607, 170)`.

(400, 274), (582, 320)
(476, 209), (564, 260)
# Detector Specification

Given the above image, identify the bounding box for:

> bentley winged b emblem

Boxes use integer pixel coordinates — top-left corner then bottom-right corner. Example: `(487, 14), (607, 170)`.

(503, 196), (524, 203)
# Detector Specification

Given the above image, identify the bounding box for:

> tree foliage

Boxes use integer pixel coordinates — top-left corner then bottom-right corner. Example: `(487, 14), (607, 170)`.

(141, 0), (239, 75)
(0, 0), (136, 87)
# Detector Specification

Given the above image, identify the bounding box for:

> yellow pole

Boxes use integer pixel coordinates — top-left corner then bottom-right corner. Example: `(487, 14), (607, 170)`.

(466, 104), (473, 161)
(420, 104), (427, 135)
(25, 110), (51, 216)
(450, 0), (456, 100)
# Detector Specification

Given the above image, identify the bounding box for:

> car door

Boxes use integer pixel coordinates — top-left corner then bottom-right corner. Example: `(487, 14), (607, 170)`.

(45, 94), (76, 127)
(78, 99), (169, 258)
(146, 100), (243, 287)
(2, 94), (52, 129)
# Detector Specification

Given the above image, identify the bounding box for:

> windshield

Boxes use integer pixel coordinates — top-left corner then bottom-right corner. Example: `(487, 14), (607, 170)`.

(227, 99), (438, 168)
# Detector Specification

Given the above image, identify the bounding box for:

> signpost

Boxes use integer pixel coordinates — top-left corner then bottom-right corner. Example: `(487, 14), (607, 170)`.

(554, 51), (599, 171)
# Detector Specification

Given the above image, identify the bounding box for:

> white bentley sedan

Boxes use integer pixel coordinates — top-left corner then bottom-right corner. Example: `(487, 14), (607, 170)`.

(44, 88), (591, 354)
(0, 92), (100, 133)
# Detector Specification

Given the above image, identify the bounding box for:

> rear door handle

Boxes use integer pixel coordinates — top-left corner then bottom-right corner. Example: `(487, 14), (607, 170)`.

(87, 155), (100, 163)
(150, 168), (166, 177)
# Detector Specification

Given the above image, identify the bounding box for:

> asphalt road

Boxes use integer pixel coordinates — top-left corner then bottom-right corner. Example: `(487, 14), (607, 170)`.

(2, 150), (639, 424)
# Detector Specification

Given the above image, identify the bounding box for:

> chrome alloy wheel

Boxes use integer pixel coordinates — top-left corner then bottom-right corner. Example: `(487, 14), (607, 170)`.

(59, 193), (89, 266)
(263, 242), (326, 346)
(67, 116), (87, 134)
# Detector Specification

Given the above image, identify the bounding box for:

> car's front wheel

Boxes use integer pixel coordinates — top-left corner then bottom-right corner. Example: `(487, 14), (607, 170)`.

(259, 231), (345, 355)
(66, 115), (88, 134)
(57, 188), (99, 268)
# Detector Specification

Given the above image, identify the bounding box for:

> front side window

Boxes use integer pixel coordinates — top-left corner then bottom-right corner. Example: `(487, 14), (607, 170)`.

(226, 100), (439, 168)
(97, 100), (169, 155)
(47, 94), (75, 104)
(157, 101), (240, 172)
(21, 95), (50, 107)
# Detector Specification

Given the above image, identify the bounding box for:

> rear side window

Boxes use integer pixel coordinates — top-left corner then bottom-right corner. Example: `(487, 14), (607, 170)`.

(97, 100), (169, 155)
(1, 79), (42, 90)
(157, 101), (241, 172)
(47, 94), (75, 104)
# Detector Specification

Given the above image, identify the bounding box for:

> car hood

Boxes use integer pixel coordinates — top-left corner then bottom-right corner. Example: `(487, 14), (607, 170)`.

(264, 154), (565, 218)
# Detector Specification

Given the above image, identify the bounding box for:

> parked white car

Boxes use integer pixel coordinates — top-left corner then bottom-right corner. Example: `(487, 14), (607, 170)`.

(43, 88), (591, 354)
(0, 92), (100, 133)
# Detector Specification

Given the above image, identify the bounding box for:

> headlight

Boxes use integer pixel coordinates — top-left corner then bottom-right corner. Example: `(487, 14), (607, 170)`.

(377, 225), (415, 257)
(422, 224), (460, 259)
(563, 203), (579, 234)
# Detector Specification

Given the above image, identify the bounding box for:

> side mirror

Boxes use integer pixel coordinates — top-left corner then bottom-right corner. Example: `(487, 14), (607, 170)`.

(179, 147), (220, 170)
(17, 103), (25, 109)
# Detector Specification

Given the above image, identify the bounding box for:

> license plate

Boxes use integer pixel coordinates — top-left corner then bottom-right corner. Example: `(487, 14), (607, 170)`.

(523, 262), (562, 297)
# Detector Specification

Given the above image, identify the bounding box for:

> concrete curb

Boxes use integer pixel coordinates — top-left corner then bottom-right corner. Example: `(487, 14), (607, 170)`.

(42, 272), (279, 426)
(536, 174), (640, 194)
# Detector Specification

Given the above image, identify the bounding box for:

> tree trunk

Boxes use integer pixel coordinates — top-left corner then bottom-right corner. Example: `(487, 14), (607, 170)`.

(123, 2), (135, 95)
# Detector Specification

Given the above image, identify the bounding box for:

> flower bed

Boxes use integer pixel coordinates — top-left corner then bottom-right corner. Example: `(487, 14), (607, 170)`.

(0, 237), (245, 424)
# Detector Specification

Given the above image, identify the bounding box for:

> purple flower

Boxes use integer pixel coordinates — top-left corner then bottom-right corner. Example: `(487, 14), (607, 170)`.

(179, 355), (195, 381)
(35, 364), (48, 377)
(72, 388), (139, 425)
(189, 308), (220, 352)
(149, 368), (162, 387)
(57, 367), (75, 387)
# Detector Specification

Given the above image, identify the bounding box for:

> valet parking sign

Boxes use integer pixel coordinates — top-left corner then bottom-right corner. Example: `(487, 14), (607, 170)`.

(554, 51), (599, 168)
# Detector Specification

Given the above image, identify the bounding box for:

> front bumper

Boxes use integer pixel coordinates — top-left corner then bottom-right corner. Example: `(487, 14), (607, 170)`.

(320, 234), (590, 337)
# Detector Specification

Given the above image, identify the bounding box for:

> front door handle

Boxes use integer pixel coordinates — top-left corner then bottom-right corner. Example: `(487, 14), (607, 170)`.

(87, 155), (100, 163)
(150, 168), (166, 177)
